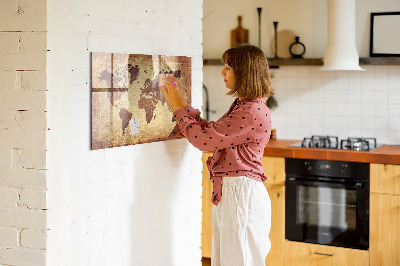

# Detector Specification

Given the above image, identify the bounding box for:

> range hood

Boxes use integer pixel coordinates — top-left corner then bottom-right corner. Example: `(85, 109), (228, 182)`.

(320, 0), (365, 71)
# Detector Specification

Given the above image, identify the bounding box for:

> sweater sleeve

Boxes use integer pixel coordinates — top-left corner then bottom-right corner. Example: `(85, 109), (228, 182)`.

(169, 104), (210, 138)
(173, 106), (257, 152)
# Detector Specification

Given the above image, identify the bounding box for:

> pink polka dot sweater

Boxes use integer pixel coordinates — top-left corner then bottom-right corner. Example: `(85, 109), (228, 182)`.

(172, 97), (271, 206)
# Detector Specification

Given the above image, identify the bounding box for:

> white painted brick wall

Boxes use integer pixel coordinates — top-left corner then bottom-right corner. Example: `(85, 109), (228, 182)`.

(0, 227), (19, 247)
(47, 1), (203, 266)
(0, 0), (48, 265)
(0, 187), (19, 208)
(21, 229), (47, 250)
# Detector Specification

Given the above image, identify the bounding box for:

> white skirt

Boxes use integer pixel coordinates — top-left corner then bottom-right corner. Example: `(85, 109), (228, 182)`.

(212, 176), (271, 266)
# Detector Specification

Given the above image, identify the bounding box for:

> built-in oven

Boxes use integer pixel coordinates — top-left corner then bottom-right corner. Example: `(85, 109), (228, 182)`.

(285, 158), (370, 250)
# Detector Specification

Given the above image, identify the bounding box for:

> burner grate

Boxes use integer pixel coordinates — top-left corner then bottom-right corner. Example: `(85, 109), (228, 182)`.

(301, 135), (339, 149)
(340, 137), (377, 151)
(296, 136), (378, 151)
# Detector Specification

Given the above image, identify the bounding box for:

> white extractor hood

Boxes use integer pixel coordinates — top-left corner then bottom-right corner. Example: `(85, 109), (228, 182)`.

(320, 0), (365, 71)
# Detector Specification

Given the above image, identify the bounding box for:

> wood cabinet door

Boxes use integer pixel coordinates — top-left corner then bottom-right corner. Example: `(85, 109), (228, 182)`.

(284, 241), (369, 266)
(370, 193), (400, 266)
(370, 163), (400, 195)
(264, 184), (284, 266)
(201, 152), (213, 258)
(262, 156), (285, 186)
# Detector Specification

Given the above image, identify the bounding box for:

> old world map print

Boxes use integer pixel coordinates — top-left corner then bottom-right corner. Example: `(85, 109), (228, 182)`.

(91, 52), (191, 150)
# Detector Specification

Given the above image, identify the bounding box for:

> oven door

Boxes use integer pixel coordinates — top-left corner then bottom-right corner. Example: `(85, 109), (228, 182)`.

(285, 177), (369, 250)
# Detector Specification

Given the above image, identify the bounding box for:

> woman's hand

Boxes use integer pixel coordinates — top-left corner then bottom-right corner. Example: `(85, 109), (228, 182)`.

(161, 76), (187, 113)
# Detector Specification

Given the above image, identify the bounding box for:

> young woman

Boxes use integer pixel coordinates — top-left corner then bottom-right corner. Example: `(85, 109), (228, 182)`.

(161, 44), (273, 266)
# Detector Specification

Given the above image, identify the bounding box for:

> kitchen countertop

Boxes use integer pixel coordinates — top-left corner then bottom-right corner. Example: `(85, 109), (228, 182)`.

(263, 139), (400, 165)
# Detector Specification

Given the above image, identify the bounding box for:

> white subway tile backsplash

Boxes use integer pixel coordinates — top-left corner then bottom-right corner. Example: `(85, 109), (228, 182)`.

(361, 74), (374, 91)
(323, 103), (336, 116)
(374, 65), (388, 77)
(348, 71), (362, 90)
(336, 90), (349, 103)
(388, 65), (400, 76)
(335, 73), (349, 90)
(388, 131), (400, 143)
(361, 90), (375, 103)
(286, 77), (299, 89)
(336, 115), (348, 129)
(389, 117), (400, 131)
(323, 115), (336, 129)
(375, 104), (389, 117)
(298, 67), (311, 78)
(374, 130), (389, 144)
(336, 103), (349, 116)
(388, 104), (400, 117)
(205, 65), (400, 144)
(310, 77), (324, 90)
(348, 116), (362, 129)
(374, 90), (388, 104)
(375, 117), (389, 129)
(349, 128), (363, 137)
(388, 91), (400, 104)
(348, 90), (362, 104)
(361, 104), (375, 117)
(308, 66), (321, 76)
(388, 76), (400, 91)
(362, 116), (375, 130)
(285, 66), (298, 77)
(374, 77), (388, 91)
(361, 129), (375, 138)
(298, 77), (311, 89)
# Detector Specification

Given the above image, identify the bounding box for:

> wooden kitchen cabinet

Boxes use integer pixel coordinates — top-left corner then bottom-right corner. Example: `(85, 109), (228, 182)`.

(201, 154), (286, 266)
(370, 163), (400, 195)
(264, 184), (285, 266)
(262, 156), (285, 266)
(284, 241), (369, 266)
(202, 152), (213, 258)
(370, 163), (400, 266)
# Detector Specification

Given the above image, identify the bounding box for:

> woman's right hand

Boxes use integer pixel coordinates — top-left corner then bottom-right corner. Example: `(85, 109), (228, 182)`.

(161, 76), (187, 113)
(175, 78), (187, 108)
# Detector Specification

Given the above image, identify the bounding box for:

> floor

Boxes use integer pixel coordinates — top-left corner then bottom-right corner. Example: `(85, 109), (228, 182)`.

(202, 257), (211, 266)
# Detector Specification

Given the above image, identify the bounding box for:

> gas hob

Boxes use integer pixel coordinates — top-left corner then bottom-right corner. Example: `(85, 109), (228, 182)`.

(289, 135), (382, 151)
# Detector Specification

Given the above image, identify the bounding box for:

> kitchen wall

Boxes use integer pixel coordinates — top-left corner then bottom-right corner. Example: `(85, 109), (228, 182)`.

(1, 0), (203, 265)
(46, 0), (203, 265)
(203, 0), (400, 144)
(0, 0), (48, 265)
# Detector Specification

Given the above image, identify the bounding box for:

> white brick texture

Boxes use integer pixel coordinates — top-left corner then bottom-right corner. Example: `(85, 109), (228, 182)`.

(46, 0), (203, 265)
(0, 0), (47, 264)
(19, 189), (47, 209)
(0, 227), (19, 247)
(21, 229), (46, 250)
(0, 187), (19, 208)
(0, 208), (46, 230)
(0, 247), (46, 266)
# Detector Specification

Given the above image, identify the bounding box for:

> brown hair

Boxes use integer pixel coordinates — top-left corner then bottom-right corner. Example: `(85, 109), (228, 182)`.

(221, 44), (273, 99)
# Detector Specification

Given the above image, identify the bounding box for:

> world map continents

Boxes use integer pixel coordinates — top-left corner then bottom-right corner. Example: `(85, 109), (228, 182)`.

(91, 52), (191, 150)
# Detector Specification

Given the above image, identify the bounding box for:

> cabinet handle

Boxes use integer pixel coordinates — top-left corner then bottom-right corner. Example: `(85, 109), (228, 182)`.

(314, 252), (335, 257)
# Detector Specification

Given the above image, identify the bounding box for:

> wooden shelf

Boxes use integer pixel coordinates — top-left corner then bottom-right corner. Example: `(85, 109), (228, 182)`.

(203, 58), (323, 67)
(359, 57), (400, 65)
(268, 58), (322, 67)
(203, 57), (400, 67)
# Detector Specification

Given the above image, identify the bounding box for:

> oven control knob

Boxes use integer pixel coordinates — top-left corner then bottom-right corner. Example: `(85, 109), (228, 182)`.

(304, 161), (312, 171)
(340, 164), (347, 174)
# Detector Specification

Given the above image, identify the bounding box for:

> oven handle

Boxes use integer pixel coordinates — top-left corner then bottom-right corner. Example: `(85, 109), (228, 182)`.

(286, 177), (364, 189)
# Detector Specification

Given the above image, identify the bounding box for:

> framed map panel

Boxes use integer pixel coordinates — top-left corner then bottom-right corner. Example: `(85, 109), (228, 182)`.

(91, 52), (191, 150)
